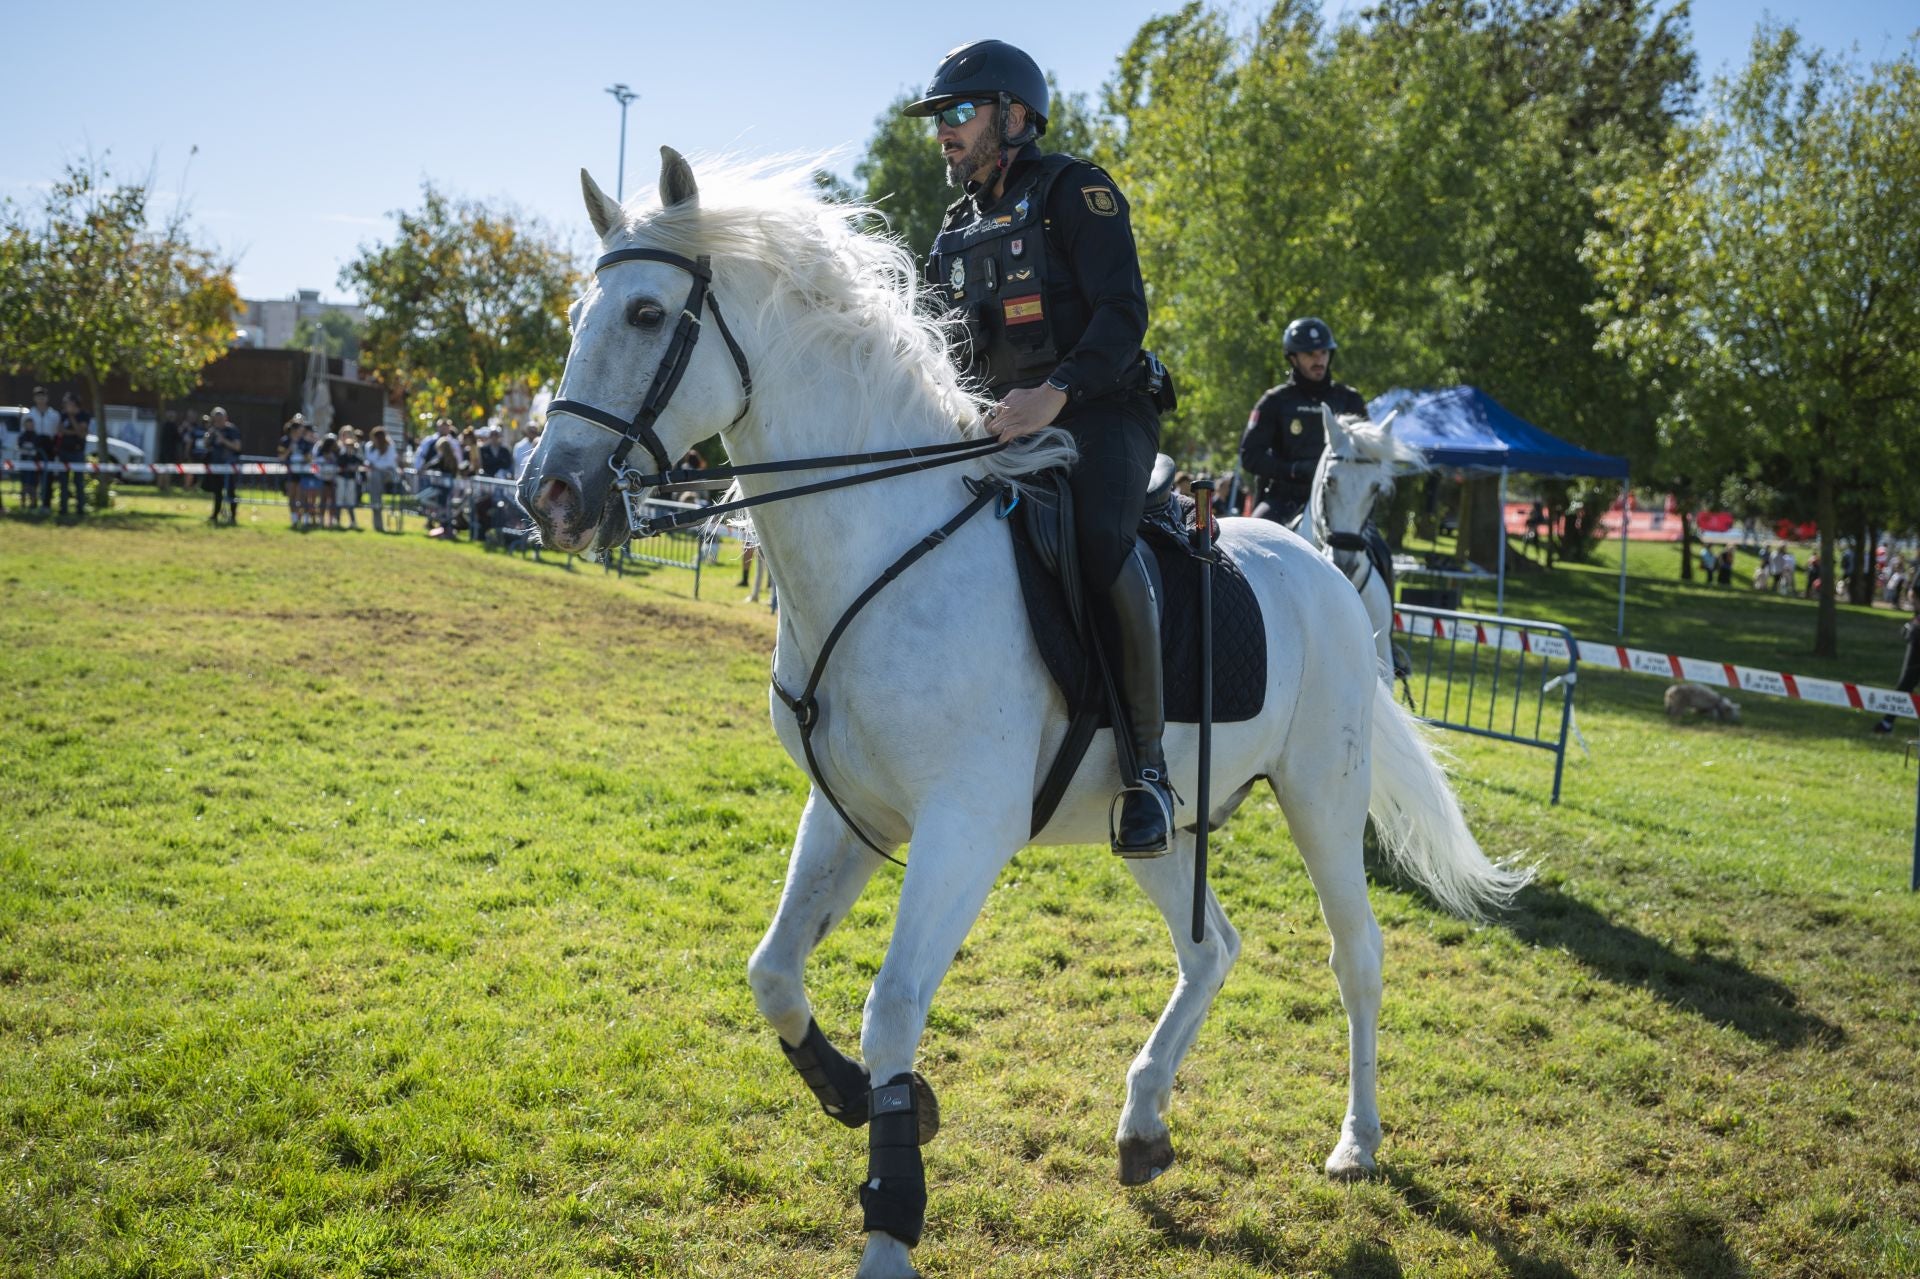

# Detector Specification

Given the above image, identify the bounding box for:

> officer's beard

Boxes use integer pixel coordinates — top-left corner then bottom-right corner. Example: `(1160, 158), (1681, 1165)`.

(946, 123), (1002, 189)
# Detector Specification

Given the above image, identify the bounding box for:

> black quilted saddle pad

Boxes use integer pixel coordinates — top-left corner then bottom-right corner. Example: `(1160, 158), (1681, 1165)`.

(1010, 507), (1267, 726)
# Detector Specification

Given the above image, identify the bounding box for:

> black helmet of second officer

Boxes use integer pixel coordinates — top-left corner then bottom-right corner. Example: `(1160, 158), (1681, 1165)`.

(1283, 316), (1337, 355)
(902, 40), (1050, 138)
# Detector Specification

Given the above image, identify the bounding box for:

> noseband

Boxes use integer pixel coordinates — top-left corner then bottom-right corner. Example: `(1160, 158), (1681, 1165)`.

(546, 246), (754, 528)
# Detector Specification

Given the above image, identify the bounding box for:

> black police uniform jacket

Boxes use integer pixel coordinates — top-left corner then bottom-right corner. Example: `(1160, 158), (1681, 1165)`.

(1240, 373), (1368, 512)
(925, 142), (1148, 411)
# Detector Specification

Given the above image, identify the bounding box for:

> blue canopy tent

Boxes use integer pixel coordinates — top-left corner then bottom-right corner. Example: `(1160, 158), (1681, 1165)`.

(1369, 385), (1632, 632)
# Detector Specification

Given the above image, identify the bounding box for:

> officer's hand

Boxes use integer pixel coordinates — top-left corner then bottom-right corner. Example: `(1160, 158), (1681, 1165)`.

(988, 384), (1068, 442)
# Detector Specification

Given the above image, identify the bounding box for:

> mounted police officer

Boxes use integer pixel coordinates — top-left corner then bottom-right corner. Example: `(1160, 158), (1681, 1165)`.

(1240, 316), (1368, 526)
(905, 39), (1175, 858)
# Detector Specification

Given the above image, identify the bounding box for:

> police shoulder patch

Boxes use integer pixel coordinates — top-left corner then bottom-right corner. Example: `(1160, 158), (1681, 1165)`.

(1081, 185), (1118, 217)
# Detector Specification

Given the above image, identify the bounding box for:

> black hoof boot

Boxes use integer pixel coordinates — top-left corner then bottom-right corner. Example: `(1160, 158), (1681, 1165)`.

(1111, 769), (1174, 858)
(1118, 1132), (1177, 1185)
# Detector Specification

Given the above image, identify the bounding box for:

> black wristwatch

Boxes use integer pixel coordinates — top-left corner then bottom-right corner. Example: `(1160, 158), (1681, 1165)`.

(1045, 373), (1072, 396)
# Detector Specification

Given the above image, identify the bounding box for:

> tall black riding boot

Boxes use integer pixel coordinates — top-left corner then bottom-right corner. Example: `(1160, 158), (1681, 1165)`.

(1108, 544), (1175, 857)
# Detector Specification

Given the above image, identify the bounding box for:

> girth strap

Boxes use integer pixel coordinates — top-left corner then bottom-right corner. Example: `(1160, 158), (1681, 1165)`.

(773, 480), (1005, 865)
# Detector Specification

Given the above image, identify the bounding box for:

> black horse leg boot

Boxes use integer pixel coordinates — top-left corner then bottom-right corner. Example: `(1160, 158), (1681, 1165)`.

(1109, 544), (1175, 857)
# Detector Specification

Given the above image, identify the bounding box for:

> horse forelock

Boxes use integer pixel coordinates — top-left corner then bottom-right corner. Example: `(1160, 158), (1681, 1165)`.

(1336, 415), (1429, 473)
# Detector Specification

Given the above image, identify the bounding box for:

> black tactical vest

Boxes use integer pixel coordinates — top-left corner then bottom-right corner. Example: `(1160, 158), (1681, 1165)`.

(927, 154), (1078, 397)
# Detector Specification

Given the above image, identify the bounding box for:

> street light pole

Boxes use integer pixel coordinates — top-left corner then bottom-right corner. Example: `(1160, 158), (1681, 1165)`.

(605, 83), (638, 202)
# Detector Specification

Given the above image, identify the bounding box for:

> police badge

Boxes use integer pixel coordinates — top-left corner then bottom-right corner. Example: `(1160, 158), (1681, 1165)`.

(948, 258), (966, 291)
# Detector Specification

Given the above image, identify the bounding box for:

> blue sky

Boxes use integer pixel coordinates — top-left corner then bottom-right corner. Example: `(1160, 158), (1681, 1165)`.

(5, 1), (1914, 304)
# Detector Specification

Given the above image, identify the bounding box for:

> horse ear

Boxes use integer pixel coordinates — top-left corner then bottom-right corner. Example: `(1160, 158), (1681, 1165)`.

(659, 146), (699, 209)
(581, 169), (622, 240)
(1378, 407), (1399, 435)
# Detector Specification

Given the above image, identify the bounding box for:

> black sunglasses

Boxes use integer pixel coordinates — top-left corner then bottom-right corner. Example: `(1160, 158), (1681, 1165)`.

(933, 100), (986, 128)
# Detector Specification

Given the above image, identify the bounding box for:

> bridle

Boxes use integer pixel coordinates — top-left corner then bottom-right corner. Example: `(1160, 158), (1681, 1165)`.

(543, 244), (1007, 540)
(1310, 451), (1383, 593)
(545, 247), (753, 533)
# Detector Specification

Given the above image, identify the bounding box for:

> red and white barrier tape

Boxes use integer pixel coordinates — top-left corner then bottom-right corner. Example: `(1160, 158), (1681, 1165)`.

(1393, 611), (1918, 720)
(0, 461), (366, 476)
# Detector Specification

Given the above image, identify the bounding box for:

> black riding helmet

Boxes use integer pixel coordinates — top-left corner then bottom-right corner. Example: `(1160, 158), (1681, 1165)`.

(1283, 316), (1337, 355)
(902, 39), (1050, 137)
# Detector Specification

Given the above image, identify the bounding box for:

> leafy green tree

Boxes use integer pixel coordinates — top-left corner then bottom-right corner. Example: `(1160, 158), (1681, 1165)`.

(1105, 1), (1691, 479)
(342, 184), (579, 428)
(291, 309), (363, 361)
(0, 160), (237, 465)
(1585, 27), (1920, 656)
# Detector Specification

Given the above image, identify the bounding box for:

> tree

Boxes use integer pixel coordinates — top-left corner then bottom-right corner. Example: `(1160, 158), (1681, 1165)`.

(1585, 27), (1920, 656)
(342, 184), (579, 428)
(0, 159), (237, 464)
(291, 309), (363, 361)
(1104, 1), (1691, 477)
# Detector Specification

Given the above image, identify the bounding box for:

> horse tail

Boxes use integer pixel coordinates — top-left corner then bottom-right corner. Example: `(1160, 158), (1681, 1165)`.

(1365, 679), (1532, 919)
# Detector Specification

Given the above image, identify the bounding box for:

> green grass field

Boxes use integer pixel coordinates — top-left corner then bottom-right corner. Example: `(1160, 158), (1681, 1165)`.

(3, 492), (1917, 1278)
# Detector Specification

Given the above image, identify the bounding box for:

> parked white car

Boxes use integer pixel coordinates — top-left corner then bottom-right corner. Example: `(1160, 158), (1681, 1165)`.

(0, 413), (148, 476)
(86, 433), (149, 466)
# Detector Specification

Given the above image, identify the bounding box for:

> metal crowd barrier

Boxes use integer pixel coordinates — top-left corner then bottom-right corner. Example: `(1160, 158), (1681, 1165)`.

(1392, 604), (1580, 803)
(462, 476), (726, 597)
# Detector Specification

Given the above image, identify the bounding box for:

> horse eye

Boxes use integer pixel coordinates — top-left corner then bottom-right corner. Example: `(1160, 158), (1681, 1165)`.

(626, 299), (666, 330)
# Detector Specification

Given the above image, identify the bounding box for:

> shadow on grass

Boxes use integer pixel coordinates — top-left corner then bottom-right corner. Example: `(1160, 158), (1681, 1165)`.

(5, 507), (185, 531)
(1369, 850), (1842, 1050)
(1127, 1177), (1581, 1277)
(1385, 1168), (1750, 1278)
(1502, 882), (1843, 1050)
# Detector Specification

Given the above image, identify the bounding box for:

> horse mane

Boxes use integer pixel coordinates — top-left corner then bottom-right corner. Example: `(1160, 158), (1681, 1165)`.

(612, 156), (1076, 484)
(1335, 414), (1429, 473)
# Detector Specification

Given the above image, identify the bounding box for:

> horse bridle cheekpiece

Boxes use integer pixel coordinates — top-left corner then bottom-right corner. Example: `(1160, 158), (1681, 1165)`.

(546, 246), (753, 535)
(1314, 454), (1382, 593)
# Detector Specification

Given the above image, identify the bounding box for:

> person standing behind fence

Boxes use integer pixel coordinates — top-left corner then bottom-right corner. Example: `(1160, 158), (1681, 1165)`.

(363, 426), (399, 533)
(336, 427), (363, 530)
(1872, 604), (1920, 735)
(1717, 548), (1733, 587)
(476, 425), (514, 532)
(277, 415), (307, 527)
(421, 437), (460, 538)
(14, 407), (46, 513)
(513, 421), (541, 478)
(52, 393), (89, 518)
(1775, 545), (1797, 596)
(412, 418), (462, 479)
(21, 388), (58, 511)
(315, 434), (343, 528)
(205, 408), (242, 524)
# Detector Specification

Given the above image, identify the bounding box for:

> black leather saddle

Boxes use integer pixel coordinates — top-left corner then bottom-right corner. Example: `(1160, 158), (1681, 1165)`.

(1007, 455), (1268, 836)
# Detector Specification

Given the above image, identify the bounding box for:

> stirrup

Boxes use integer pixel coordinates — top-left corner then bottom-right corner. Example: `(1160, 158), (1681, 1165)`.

(1109, 767), (1176, 859)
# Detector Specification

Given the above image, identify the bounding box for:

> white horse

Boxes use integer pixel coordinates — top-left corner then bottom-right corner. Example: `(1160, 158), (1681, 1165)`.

(1296, 408), (1430, 680)
(520, 149), (1527, 1279)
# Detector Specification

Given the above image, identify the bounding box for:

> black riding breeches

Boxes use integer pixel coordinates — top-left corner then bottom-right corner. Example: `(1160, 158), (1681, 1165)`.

(1064, 394), (1160, 591)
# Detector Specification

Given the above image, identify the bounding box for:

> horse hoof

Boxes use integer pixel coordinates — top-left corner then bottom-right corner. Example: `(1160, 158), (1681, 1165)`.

(1324, 1140), (1377, 1181)
(910, 1072), (940, 1145)
(1117, 1133), (1176, 1185)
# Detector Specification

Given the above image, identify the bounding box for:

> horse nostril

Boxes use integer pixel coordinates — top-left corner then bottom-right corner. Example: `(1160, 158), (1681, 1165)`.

(539, 478), (573, 512)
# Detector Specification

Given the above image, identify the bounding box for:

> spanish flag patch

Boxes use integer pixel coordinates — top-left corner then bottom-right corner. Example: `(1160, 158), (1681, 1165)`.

(1003, 294), (1045, 325)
